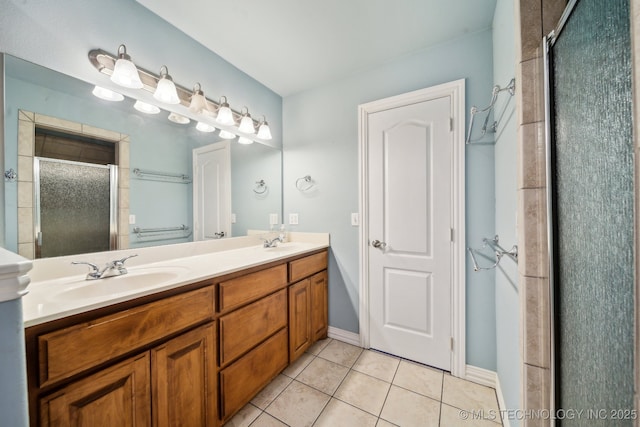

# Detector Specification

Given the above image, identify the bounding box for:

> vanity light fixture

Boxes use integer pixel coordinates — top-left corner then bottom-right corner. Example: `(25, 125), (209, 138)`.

(189, 83), (211, 114)
(153, 66), (180, 104)
(216, 96), (234, 126)
(238, 136), (253, 145)
(257, 117), (273, 140)
(219, 130), (236, 140)
(92, 85), (124, 101)
(238, 107), (256, 134)
(133, 100), (161, 114)
(110, 44), (144, 89)
(168, 112), (190, 124)
(196, 121), (216, 132)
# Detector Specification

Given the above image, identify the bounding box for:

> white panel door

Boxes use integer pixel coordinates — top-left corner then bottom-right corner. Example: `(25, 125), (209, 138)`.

(368, 96), (452, 370)
(193, 141), (231, 240)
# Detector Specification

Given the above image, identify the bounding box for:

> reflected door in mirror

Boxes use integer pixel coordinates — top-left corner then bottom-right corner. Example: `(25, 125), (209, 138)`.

(193, 142), (232, 240)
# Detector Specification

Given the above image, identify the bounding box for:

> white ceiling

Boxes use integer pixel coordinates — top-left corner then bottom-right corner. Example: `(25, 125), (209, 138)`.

(136, 0), (497, 97)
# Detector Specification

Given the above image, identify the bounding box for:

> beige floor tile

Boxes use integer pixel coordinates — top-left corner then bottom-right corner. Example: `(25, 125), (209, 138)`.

(250, 412), (288, 427)
(251, 374), (293, 409)
(392, 360), (443, 400)
(334, 370), (391, 416)
(352, 350), (400, 383)
(314, 398), (379, 427)
(223, 403), (261, 427)
(442, 375), (500, 413)
(282, 352), (315, 378)
(307, 337), (332, 355)
(379, 385), (440, 427)
(317, 339), (363, 367)
(296, 356), (349, 394)
(265, 380), (330, 427)
(376, 419), (399, 427)
(440, 403), (503, 426)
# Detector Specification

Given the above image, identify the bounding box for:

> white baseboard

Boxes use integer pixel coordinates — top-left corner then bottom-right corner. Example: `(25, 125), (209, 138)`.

(327, 326), (361, 346)
(465, 365), (511, 427)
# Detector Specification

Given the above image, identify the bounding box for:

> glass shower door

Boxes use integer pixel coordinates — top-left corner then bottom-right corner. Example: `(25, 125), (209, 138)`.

(34, 157), (117, 258)
(547, 0), (634, 424)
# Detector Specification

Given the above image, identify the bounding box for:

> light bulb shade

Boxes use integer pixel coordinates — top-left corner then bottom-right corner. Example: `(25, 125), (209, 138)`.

(133, 100), (160, 114)
(168, 112), (190, 124)
(196, 121), (216, 132)
(92, 86), (124, 102)
(219, 130), (236, 140)
(216, 105), (234, 126)
(153, 67), (180, 104)
(238, 114), (255, 134)
(257, 120), (273, 140)
(110, 45), (143, 89)
(238, 136), (253, 145)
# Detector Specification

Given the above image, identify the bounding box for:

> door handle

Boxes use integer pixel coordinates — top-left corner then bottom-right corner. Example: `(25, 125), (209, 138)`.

(371, 239), (387, 249)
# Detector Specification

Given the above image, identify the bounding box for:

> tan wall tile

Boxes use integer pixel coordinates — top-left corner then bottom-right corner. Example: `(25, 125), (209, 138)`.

(519, 0), (543, 62)
(518, 58), (545, 126)
(18, 243), (34, 259)
(522, 364), (551, 427)
(518, 122), (546, 190)
(81, 124), (121, 141)
(17, 155), (33, 182)
(17, 181), (33, 209)
(517, 188), (549, 278)
(521, 276), (550, 368)
(17, 119), (34, 156)
(35, 114), (82, 133)
(542, 0), (568, 36)
(17, 207), (33, 243)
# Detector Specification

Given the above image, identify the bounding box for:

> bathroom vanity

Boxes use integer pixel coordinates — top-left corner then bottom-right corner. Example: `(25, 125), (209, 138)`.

(22, 235), (329, 426)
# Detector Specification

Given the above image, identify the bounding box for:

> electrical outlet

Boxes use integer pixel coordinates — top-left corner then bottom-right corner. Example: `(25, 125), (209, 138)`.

(231, 213), (237, 224)
(289, 213), (299, 225)
(129, 214), (136, 225)
(351, 213), (359, 226)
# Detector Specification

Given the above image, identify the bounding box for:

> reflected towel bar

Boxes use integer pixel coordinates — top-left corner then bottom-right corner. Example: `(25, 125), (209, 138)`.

(132, 168), (192, 183)
(468, 235), (518, 272)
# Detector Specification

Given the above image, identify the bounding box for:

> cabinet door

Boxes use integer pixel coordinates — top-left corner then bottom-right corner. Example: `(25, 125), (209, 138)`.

(39, 353), (150, 427)
(152, 322), (217, 427)
(310, 271), (328, 342)
(289, 279), (311, 361)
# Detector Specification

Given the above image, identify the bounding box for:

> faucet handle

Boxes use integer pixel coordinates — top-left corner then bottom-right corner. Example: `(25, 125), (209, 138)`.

(112, 254), (138, 266)
(71, 261), (101, 279)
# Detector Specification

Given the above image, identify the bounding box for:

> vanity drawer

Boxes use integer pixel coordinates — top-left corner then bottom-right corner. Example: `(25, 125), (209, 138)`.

(37, 286), (214, 388)
(218, 264), (287, 313)
(219, 328), (288, 421)
(288, 251), (328, 282)
(219, 289), (287, 367)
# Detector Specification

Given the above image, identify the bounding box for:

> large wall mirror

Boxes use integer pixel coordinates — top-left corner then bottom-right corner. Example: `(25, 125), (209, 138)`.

(3, 54), (283, 259)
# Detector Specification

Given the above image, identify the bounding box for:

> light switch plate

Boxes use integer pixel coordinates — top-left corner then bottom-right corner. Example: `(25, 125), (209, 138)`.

(289, 213), (299, 225)
(269, 213), (279, 225)
(231, 213), (237, 224)
(351, 213), (359, 226)
(129, 214), (136, 225)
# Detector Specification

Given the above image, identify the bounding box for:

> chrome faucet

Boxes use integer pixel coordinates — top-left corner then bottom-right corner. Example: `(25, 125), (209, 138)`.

(262, 236), (283, 248)
(72, 254), (138, 280)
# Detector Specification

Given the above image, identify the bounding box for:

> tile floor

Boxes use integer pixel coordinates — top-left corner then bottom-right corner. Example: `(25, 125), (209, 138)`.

(223, 338), (503, 427)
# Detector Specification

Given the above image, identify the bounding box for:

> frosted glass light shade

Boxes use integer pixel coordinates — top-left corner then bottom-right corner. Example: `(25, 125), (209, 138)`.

(110, 45), (143, 89)
(133, 100), (160, 114)
(219, 130), (236, 140)
(153, 76), (180, 104)
(189, 83), (210, 114)
(196, 122), (216, 132)
(92, 86), (124, 102)
(238, 114), (255, 134)
(216, 105), (234, 125)
(257, 120), (272, 140)
(238, 136), (253, 145)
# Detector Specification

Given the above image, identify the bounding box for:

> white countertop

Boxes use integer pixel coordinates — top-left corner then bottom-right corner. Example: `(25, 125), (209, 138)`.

(23, 233), (329, 327)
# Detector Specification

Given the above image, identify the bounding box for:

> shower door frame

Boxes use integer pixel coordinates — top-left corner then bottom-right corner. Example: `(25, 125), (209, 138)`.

(33, 157), (118, 258)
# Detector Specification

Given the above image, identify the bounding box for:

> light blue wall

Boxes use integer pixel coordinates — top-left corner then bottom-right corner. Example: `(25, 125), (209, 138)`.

(282, 29), (498, 370)
(492, 0), (520, 414)
(0, 299), (28, 427)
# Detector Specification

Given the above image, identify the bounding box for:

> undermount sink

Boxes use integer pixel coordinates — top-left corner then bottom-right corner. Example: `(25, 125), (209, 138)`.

(50, 266), (190, 302)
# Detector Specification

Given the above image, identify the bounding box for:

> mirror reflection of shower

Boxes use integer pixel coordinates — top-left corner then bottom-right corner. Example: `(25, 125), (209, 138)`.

(33, 128), (118, 258)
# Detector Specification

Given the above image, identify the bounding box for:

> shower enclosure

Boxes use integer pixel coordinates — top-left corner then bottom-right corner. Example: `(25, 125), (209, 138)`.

(545, 0), (634, 424)
(34, 157), (118, 258)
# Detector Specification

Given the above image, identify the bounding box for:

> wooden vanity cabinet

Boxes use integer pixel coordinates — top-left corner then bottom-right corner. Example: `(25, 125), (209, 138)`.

(288, 252), (329, 362)
(27, 285), (217, 427)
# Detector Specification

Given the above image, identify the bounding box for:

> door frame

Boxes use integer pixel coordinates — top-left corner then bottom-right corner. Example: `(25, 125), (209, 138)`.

(357, 79), (466, 377)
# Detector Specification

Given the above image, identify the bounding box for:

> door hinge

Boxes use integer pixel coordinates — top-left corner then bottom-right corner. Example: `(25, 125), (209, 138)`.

(450, 117), (454, 132)
(450, 337), (454, 351)
(450, 228), (454, 242)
